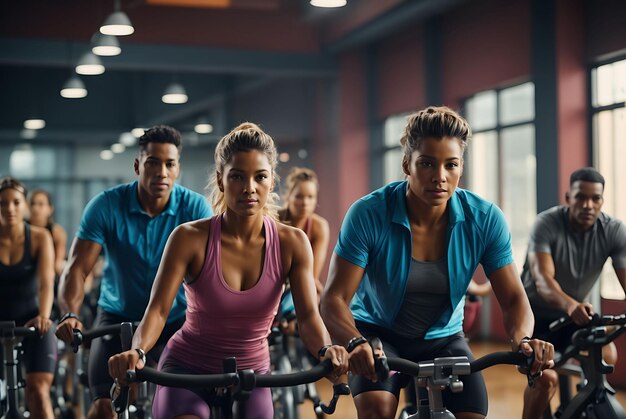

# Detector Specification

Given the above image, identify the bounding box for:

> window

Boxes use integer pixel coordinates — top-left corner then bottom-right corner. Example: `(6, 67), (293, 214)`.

(464, 82), (536, 271)
(382, 113), (410, 185)
(592, 58), (626, 300)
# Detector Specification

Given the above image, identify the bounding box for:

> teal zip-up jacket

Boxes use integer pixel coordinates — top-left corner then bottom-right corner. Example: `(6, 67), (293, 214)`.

(335, 181), (514, 339)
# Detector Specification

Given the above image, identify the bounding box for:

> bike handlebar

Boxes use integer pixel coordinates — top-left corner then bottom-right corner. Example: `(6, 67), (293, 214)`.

(128, 368), (239, 388)
(0, 321), (38, 338)
(71, 322), (139, 353)
(385, 351), (530, 376)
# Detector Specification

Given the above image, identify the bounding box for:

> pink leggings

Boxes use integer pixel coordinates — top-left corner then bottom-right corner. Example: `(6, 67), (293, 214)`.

(152, 384), (273, 419)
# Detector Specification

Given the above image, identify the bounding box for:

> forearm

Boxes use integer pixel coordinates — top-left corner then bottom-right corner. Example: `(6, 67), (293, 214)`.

(535, 275), (578, 313)
(131, 307), (168, 353)
(58, 270), (86, 314)
(502, 293), (535, 347)
(38, 280), (54, 319)
(320, 293), (361, 346)
(297, 314), (332, 358)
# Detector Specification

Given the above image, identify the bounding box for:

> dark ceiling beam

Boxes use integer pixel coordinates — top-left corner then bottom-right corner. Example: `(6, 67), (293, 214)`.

(326, 0), (467, 53)
(0, 37), (338, 77)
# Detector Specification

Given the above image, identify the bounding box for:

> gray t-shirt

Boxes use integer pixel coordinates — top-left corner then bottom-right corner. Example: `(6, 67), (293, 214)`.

(392, 257), (450, 339)
(522, 206), (626, 316)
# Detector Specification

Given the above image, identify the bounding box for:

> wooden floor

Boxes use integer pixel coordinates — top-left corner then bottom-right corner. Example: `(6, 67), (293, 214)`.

(298, 341), (626, 418)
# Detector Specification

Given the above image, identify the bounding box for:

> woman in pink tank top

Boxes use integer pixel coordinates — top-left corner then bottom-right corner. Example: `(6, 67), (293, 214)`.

(109, 122), (348, 419)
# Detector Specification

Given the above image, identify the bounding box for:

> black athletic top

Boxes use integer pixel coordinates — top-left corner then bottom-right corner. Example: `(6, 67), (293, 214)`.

(0, 223), (39, 324)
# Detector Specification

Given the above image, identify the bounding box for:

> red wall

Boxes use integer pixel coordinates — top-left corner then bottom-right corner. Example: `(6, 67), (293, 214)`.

(441, 0), (530, 106)
(376, 28), (426, 118)
(337, 52), (370, 217)
(556, 0), (588, 198)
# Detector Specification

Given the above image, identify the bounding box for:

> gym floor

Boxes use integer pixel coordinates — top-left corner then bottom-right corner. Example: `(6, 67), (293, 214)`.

(299, 341), (626, 418)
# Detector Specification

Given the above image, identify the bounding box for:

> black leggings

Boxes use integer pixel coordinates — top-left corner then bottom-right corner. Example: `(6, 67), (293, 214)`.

(349, 321), (488, 416)
(88, 309), (184, 400)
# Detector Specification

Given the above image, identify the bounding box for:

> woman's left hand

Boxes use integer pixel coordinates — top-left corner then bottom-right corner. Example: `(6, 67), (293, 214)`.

(321, 345), (349, 382)
(24, 315), (52, 336)
(517, 337), (555, 378)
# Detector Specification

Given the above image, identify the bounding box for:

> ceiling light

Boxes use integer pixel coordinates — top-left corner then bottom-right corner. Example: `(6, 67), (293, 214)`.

(60, 75), (88, 98)
(120, 132), (138, 146)
(23, 119), (45, 130)
(162, 82), (188, 104)
(75, 52), (105, 75)
(131, 128), (145, 138)
(100, 5), (134, 36)
(91, 32), (121, 56)
(111, 143), (126, 153)
(100, 150), (114, 160)
(310, 0), (347, 7)
(194, 118), (213, 134)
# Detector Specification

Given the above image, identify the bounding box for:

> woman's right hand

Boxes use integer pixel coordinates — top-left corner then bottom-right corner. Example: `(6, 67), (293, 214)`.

(348, 341), (380, 382)
(55, 316), (84, 344)
(108, 350), (145, 386)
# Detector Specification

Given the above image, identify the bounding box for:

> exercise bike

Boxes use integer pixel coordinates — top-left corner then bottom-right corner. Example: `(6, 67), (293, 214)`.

(0, 321), (38, 419)
(544, 312), (626, 419)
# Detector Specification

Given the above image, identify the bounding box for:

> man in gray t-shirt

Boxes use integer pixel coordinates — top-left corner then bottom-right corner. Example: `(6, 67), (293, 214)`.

(521, 167), (626, 419)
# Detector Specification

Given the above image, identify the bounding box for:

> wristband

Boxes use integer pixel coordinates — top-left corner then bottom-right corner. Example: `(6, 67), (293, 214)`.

(135, 348), (147, 365)
(59, 312), (79, 324)
(318, 344), (331, 359)
(347, 336), (368, 353)
(517, 336), (532, 349)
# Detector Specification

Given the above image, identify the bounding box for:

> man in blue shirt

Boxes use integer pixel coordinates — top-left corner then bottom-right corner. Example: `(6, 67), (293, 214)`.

(56, 125), (212, 418)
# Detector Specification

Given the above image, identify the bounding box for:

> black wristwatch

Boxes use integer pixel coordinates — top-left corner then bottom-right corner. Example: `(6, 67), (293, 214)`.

(347, 336), (368, 353)
(318, 344), (332, 359)
(59, 312), (79, 324)
(135, 348), (147, 365)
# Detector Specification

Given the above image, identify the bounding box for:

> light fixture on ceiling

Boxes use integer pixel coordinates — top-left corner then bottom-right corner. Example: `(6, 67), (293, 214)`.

(100, 0), (134, 36)
(310, 0), (347, 7)
(91, 32), (121, 56)
(194, 117), (213, 134)
(100, 150), (114, 160)
(131, 128), (145, 138)
(60, 75), (88, 98)
(75, 52), (105, 75)
(23, 118), (45, 130)
(111, 143), (126, 154)
(162, 82), (188, 104)
(120, 132), (138, 146)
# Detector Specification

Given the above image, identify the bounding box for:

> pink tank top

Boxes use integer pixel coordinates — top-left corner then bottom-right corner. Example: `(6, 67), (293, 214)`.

(166, 215), (284, 373)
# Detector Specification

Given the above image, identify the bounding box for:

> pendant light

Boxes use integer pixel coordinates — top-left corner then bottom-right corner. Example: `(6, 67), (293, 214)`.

(75, 51), (105, 75)
(100, 0), (134, 36)
(91, 32), (121, 56)
(60, 75), (88, 98)
(162, 82), (188, 104)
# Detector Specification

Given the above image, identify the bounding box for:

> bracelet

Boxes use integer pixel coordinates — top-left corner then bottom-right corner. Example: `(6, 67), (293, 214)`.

(318, 344), (332, 359)
(59, 312), (79, 324)
(517, 336), (532, 349)
(135, 348), (147, 365)
(347, 336), (368, 353)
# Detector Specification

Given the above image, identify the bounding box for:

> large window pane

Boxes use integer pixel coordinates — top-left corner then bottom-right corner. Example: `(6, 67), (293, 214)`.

(384, 114), (409, 147)
(593, 107), (626, 299)
(465, 91), (497, 131)
(467, 131), (499, 204)
(593, 58), (626, 107)
(384, 148), (404, 184)
(501, 124), (536, 271)
(499, 82), (534, 125)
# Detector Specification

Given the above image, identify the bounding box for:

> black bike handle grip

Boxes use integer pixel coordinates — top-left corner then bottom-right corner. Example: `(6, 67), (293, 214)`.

(318, 383), (351, 414)
(71, 328), (83, 353)
(549, 316), (571, 332)
(256, 359), (332, 387)
(128, 367), (239, 388)
(374, 355), (390, 382)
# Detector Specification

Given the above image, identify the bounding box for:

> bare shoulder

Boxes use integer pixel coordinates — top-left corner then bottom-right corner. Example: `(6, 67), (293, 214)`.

(173, 218), (212, 239)
(276, 221), (309, 247)
(29, 224), (52, 242)
(311, 213), (329, 232)
(51, 223), (67, 237)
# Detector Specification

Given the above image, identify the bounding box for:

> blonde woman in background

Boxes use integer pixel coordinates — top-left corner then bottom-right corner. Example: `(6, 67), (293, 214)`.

(278, 167), (330, 296)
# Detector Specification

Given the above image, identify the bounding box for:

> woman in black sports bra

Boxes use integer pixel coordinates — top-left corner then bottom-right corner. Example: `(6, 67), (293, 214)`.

(0, 177), (57, 419)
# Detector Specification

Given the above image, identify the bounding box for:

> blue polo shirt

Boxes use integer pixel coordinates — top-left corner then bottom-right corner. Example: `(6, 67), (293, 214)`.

(77, 181), (213, 323)
(335, 181), (514, 339)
